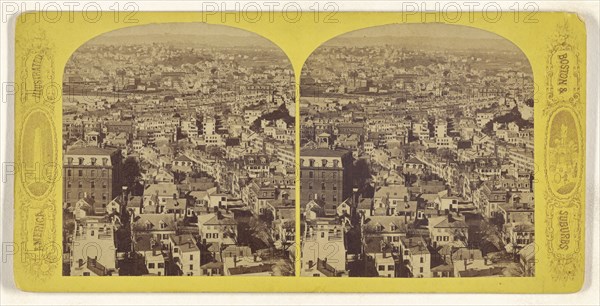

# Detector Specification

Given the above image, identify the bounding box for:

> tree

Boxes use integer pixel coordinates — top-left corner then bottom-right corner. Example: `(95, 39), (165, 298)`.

(173, 170), (186, 183)
(353, 158), (372, 188)
(250, 103), (293, 132)
(122, 157), (141, 191)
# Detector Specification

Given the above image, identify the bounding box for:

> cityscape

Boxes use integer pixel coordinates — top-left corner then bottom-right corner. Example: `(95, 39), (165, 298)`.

(61, 23), (537, 279)
(299, 24), (535, 278)
(62, 23), (296, 276)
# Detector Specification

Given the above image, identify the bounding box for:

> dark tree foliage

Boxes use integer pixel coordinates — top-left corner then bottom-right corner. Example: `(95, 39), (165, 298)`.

(122, 157), (141, 191)
(352, 158), (372, 188)
(525, 98), (534, 107)
(250, 103), (294, 132)
(173, 170), (186, 184)
(482, 107), (533, 135)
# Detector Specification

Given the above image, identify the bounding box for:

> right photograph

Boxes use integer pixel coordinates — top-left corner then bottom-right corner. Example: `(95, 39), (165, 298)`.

(299, 24), (535, 278)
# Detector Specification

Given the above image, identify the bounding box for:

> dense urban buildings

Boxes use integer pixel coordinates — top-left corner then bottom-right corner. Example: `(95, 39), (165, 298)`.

(299, 24), (535, 278)
(62, 23), (295, 276)
(61, 22), (537, 279)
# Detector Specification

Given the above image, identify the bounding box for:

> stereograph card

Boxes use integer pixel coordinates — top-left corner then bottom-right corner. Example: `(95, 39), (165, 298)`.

(11, 10), (587, 293)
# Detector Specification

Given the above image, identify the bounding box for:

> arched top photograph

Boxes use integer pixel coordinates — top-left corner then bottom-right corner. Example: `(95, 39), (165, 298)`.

(299, 23), (536, 279)
(61, 22), (297, 277)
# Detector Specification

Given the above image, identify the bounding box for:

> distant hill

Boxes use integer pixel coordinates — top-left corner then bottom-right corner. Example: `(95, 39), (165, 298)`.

(322, 36), (519, 52)
(88, 34), (277, 49)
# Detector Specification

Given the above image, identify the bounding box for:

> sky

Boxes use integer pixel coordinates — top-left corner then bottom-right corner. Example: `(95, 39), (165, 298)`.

(102, 22), (258, 37)
(340, 23), (504, 40)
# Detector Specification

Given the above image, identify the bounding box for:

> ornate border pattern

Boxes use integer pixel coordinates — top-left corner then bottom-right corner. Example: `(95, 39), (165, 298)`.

(544, 21), (585, 282)
(15, 27), (60, 280)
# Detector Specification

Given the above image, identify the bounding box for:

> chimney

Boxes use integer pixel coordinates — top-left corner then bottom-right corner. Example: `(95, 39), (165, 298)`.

(253, 253), (258, 262)
(233, 255), (237, 267)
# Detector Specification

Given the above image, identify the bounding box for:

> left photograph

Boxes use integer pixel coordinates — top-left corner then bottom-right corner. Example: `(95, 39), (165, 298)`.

(61, 23), (296, 277)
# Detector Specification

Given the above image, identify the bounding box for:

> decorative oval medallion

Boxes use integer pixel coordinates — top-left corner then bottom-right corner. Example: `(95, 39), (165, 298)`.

(20, 109), (57, 199)
(546, 107), (581, 198)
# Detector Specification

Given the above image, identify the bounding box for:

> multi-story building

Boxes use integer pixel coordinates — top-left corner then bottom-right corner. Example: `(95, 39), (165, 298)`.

(300, 148), (353, 208)
(400, 236), (431, 278)
(169, 234), (201, 276)
(70, 217), (117, 276)
(301, 218), (346, 277)
(63, 146), (123, 214)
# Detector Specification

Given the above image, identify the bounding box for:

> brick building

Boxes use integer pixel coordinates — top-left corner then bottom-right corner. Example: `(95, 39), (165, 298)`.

(63, 146), (123, 214)
(300, 148), (353, 209)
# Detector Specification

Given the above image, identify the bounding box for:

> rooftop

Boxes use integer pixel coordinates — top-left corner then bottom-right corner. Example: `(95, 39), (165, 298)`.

(66, 146), (118, 156)
(300, 148), (351, 158)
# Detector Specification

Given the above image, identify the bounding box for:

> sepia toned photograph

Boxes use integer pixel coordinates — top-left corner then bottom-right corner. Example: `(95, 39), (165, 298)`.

(61, 23), (296, 277)
(299, 24), (535, 278)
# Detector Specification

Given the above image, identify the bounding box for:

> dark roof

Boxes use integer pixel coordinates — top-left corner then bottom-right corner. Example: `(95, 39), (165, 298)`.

(405, 156), (424, 165)
(364, 236), (391, 254)
(458, 267), (504, 277)
(86, 257), (109, 276)
(434, 216), (468, 229)
(174, 155), (194, 162)
(133, 234), (162, 252)
(228, 263), (273, 275)
(300, 148), (350, 158)
(457, 140), (472, 149)
(226, 138), (241, 147)
(204, 214), (237, 226)
(316, 259), (338, 277)
(169, 234), (199, 253)
(66, 146), (118, 156)
(200, 261), (223, 269)
(222, 246), (252, 258)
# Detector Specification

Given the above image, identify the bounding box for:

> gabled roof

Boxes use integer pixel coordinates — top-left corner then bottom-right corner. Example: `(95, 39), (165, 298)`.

(170, 234), (199, 253)
(505, 222), (535, 233)
(200, 261), (223, 269)
(458, 267), (504, 277)
(228, 263), (273, 276)
(363, 216), (408, 234)
(222, 245), (252, 258)
(144, 183), (178, 197)
(364, 236), (392, 254)
(400, 236), (430, 255)
(133, 233), (162, 252)
(204, 214), (237, 226)
(162, 198), (184, 210)
(300, 148), (350, 158)
(316, 259), (338, 277)
(434, 216), (468, 229)
(66, 146), (118, 156)
(174, 154), (194, 163)
(374, 185), (409, 199)
(405, 156), (424, 165)
(133, 214), (176, 232)
(519, 243), (536, 261)
(357, 197), (373, 210)
(452, 247), (483, 261)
